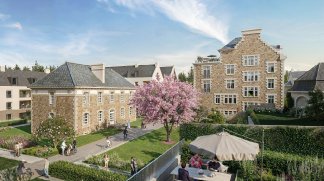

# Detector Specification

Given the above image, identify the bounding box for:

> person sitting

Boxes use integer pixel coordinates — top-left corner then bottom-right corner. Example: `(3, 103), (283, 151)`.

(208, 156), (221, 171)
(66, 144), (72, 156)
(178, 162), (190, 181)
(189, 153), (203, 168)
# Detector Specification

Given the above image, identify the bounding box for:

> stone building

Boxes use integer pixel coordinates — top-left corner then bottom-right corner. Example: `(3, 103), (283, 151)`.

(0, 66), (47, 120)
(30, 62), (136, 135)
(108, 63), (176, 86)
(193, 29), (286, 117)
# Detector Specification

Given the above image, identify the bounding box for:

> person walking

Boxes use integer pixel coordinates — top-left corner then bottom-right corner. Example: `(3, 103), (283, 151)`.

(130, 157), (138, 175)
(104, 154), (110, 170)
(14, 142), (19, 157)
(61, 140), (66, 156)
(44, 158), (50, 178)
(123, 127), (128, 140)
(18, 141), (22, 157)
(106, 136), (111, 148)
(72, 138), (77, 153)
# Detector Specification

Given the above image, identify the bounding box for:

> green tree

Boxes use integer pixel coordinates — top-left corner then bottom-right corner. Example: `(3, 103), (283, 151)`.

(13, 64), (20, 70)
(178, 72), (187, 82)
(202, 109), (225, 124)
(35, 116), (75, 148)
(49, 65), (57, 72)
(284, 92), (294, 111)
(22, 66), (30, 71)
(187, 66), (194, 85)
(306, 89), (324, 120)
(32, 60), (45, 72)
(284, 70), (289, 83)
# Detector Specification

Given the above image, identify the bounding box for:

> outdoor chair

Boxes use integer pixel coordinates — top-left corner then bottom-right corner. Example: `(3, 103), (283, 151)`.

(218, 162), (228, 173)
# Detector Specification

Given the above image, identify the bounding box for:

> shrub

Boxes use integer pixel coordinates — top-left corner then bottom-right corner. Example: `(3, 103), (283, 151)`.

(201, 110), (225, 124)
(0, 136), (36, 150)
(0, 119), (27, 127)
(49, 161), (127, 181)
(22, 145), (56, 157)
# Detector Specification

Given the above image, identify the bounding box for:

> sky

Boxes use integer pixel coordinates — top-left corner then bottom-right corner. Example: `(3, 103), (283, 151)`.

(0, 0), (324, 73)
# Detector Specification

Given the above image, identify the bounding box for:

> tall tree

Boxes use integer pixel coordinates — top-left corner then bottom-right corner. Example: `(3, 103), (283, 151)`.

(49, 65), (57, 72)
(130, 76), (199, 142)
(32, 60), (45, 72)
(13, 64), (20, 70)
(284, 70), (289, 83)
(187, 66), (194, 85)
(22, 66), (31, 71)
(178, 72), (187, 82)
(306, 89), (324, 120)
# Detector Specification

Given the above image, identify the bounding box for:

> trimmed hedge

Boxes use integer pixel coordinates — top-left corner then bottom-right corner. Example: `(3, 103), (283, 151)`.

(0, 119), (27, 127)
(180, 123), (324, 157)
(49, 161), (127, 181)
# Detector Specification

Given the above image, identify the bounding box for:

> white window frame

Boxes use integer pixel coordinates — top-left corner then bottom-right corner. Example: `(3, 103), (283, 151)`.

(110, 92), (114, 102)
(226, 79), (235, 89)
(266, 94), (276, 104)
(120, 107), (125, 118)
(83, 113), (90, 126)
(242, 55), (259, 66)
(224, 94), (237, 104)
(225, 64), (235, 75)
(202, 65), (211, 79)
(109, 109), (115, 125)
(266, 62), (276, 73)
(243, 87), (259, 97)
(214, 94), (221, 104)
(202, 80), (211, 93)
(224, 110), (237, 117)
(83, 92), (89, 105)
(242, 102), (260, 111)
(97, 92), (103, 104)
(97, 111), (103, 122)
(49, 92), (55, 105)
(120, 92), (125, 103)
(243, 71), (259, 82)
(266, 78), (275, 89)
(129, 106), (133, 116)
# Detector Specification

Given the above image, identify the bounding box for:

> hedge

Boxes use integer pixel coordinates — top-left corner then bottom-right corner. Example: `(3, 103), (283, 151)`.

(0, 119), (27, 127)
(180, 123), (324, 157)
(49, 161), (127, 181)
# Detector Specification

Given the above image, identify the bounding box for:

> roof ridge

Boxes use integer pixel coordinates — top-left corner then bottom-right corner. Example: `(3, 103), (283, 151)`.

(65, 62), (76, 86)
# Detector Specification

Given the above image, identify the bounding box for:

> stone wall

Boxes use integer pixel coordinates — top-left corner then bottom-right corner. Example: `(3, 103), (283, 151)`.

(194, 31), (284, 114)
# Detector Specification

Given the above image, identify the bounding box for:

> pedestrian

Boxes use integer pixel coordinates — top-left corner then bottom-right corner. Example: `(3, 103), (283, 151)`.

(61, 140), (66, 156)
(72, 138), (77, 153)
(66, 144), (72, 156)
(106, 136), (111, 148)
(130, 157), (138, 175)
(123, 127), (128, 140)
(17, 160), (26, 180)
(18, 141), (23, 157)
(14, 142), (19, 157)
(44, 157), (50, 178)
(104, 154), (109, 170)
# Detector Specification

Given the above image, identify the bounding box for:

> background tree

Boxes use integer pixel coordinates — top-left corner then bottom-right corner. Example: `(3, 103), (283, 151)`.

(306, 89), (324, 120)
(32, 60), (45, 72)
(178, 72), (187, 82)
(187, 66), (194, 85)
(130, 76), (199, 142)
(193, 105), (209, 122)
(284, 70), (289, 83)
(22, 66), (31, 71)
(13, 64), (20, 70)
(284, 92), (294, 112)
(35, 116), (75, 148)
(201, 109), (225, 124)
(49, 65), (57, 72)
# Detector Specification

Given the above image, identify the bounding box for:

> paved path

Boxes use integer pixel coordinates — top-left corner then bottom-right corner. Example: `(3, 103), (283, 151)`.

(0, 148), (43, 164)
(247, 116), (255, 125)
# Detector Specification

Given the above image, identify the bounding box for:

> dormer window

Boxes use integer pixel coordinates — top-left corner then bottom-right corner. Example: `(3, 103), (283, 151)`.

(9, 77), (18, 85)
(28, 78), (37, 84)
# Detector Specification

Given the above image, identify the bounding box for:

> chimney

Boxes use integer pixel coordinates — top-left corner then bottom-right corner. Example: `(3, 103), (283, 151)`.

(134, 64), (138, 68)
(90, 64), (105, 83)
(242, 29), (262, 37)
(44, 68), (50, 74)
(0, 66), (5, 72)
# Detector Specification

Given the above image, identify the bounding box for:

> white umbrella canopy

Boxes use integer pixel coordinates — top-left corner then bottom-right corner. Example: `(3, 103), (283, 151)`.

(189, 131), (260, 161)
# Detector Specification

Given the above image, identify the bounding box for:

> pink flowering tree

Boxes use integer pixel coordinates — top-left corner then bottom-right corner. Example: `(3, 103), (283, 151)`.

(130, 76), (199, 142)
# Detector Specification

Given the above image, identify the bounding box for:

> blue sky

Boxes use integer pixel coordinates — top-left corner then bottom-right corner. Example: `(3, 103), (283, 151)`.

(0, 0), (324, 73)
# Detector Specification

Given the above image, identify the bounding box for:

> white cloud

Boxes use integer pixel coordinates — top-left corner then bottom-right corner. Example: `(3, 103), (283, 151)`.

(99, 0), (229, 44)
(0, 13), (10, 21)
(5, 22), (23, 30)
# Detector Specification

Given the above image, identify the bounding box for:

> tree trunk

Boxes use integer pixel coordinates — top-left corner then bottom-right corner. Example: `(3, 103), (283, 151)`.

(164, 121), (174, 142)
(166, 129), (171, 142)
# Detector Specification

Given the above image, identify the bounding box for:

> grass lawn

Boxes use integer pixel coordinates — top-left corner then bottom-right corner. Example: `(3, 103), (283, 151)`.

(0, 125), (31, 138)
(86, 127), (180, 171)
(0, 119), (28, 127)
(0, 157), (20, 170)
(76, 126), (121, 147)
(256, 112), (324, 126)
(130, 118), (142, 128)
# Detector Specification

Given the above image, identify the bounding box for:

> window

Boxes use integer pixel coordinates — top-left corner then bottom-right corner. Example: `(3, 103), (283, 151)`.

(6, 102), (12, 109)
(225, 65), (235, 75)
(242, 55), (259, 66)
(83, 113), (89, 125)
(267, 79), (275, 89)
(202, 65), (211, 78)
(6, 91), (12, 98)
(109, 109), (115, 124)
(267, 62), (275, 73)
(224, 95), (237, 104)
(203, 80), (211, 93)
(267, 95), (275, 104)
(243, 87), (259, 97)
(10, 77), (18, 85)
(214, 95), (221, 104)
(120, 107), (125, 118)
(83, 92), (89, 105)
(97, 92), (103, 103)
(129, 106), (133, 116)
(98, 111), (103, 122)
(6, 114), (12, 120)
(48, 113), (55, 119)
(226, 80), (235, 89)
(120, 92), (125, 103)
(243, 72), (259, 82)
(243, 102), (259, 111)
(224, 110), (237, 117)
(49, 92), (55, 105)
(110, 92), (114, 102)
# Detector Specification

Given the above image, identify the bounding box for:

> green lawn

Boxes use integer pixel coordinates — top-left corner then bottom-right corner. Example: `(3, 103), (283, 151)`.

(0, 157), (20, 170)
(130, 118), (142, 128)
(86, 127), (180, 171)
(0, 125), (31, 138)
(76, 127), (121, 147)
(256, 112), (324, 126)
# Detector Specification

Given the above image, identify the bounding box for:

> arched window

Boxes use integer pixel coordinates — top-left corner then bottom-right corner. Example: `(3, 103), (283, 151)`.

(83, 113), (89, 125)
(120, 107), (125, 118)
(48, 112), (55, 119)
(98, 111), (103, 122)
(109, 109), (115, 124)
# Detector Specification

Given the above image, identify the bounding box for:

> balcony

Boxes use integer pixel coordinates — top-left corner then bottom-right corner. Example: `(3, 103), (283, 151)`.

(20, 90), (31, 98)
(20, 101), (31, 109)
(195, 55), (220, 64)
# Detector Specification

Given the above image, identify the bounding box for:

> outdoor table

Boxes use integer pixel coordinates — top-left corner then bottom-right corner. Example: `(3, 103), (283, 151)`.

(170, 166), (232, 181)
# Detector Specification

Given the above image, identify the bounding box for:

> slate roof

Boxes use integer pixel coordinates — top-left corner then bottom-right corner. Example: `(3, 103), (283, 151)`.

(219, 37), (242, 51)
(160, 66), (174, 77)
(30, 62), (134, 89)
(108, 64), (156, 78)
(285, 71), (306, 87)
(290, 63), (324, 92)
(0, 70), (46, 86)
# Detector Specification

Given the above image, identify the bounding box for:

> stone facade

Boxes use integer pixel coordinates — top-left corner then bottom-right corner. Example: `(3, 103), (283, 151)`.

(193, 29), (285, 117)
(31, 89), (136, 135)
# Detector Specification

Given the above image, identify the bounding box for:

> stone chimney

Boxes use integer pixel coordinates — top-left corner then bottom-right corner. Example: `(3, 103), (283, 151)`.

(242, 29), (262, 37)
(44, 68), (50, 74)
(90, 64), (105, 83)
(0, 66), (5, 72)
